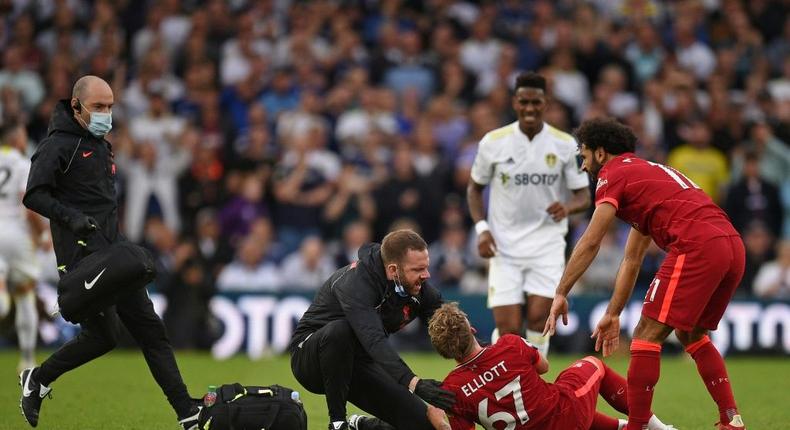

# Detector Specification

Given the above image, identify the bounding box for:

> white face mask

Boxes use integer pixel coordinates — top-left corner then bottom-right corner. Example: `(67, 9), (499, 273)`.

(79, 102), (113, 137)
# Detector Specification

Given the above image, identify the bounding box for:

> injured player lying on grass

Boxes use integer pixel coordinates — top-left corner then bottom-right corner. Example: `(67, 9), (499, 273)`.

(424, 302), (677, 430)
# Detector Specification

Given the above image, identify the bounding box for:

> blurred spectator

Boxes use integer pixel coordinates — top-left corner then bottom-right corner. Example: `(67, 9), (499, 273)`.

(280, 236), (335, 292)
(323, 163), (376, 239)
(193, 208), (233, 281)
(179, 133), (226, 221)
(428, 222), (472, 290)
(673, 16), (716, 81)
(667, 119), (729, 203)
(460, 18), (501, 79)
(383, 29), (435, 101)
(598, 64), (639, 118)
(740, 222), (775, 296)
(0, 45), (44, 113)
(724, 151), (783, 237)
(276, 90), (327, 141)
(625, 23), (665, 85)
(216, 236), (282, 292)
(547, 49), (589, 120)
(731, 122), (790, 187)
(753, 240), (790, 299)
(116, 125), (193, 242)
(219, 11), (272, 87)
(128, 83), (186, 150)
(333, 220), (373, 268)
(374, 141), (442, 242)
(334, 85), (397, 147)
(218, 172), (270, 246)
(580, 223), (626, 293)
(160, 241), (215, 349)
(273, 128), (340, 254)
(260, 67), (300, 122)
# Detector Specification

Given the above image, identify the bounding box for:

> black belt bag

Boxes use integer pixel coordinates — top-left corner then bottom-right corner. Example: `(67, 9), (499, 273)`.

(199, 383), (307, 430)
(57, 240), (157, 323)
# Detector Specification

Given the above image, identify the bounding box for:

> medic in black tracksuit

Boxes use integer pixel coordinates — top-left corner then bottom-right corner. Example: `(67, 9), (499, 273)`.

(289, 243), (444, 429)
(22, 100), (193, 418)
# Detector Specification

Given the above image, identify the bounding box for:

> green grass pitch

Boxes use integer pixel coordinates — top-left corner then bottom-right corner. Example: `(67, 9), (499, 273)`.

(0, 350), (787, 429)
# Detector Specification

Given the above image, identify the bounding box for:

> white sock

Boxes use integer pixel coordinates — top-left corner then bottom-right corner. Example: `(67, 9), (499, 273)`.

(491, 328), (500, 343)
(525, 329), (550, 357)
(648, 414), (667, 430)
(14, 291), (38, 362)
(618, 419), (628, 430)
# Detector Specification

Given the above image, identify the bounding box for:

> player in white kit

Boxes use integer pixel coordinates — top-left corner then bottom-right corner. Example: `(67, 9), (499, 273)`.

(0, 124), (46, 372)
(467, 72), (590, 356)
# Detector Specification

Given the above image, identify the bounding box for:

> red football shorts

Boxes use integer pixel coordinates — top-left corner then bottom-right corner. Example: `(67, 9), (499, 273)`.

(642, 235), (745, 331)
(553, 356), (605, 429)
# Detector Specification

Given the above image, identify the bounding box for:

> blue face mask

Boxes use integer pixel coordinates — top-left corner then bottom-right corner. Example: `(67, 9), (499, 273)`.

(390, 265), (410, 297)
(80, 103), (113, 137)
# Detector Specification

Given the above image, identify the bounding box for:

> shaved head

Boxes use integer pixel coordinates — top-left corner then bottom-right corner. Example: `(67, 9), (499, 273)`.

(72, 75), (111, 100)
(70, 75), (115, 130)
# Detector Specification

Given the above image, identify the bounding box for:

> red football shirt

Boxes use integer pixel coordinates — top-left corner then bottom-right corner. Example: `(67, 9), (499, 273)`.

(441, 334), (565, 430)
(595, 153), (738, 252)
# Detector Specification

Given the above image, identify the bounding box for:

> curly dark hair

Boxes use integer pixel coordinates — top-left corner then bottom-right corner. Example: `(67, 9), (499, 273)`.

(574, 117), (637, 154)
(428, 302), (475, 360)
(514, 71), (546, 92)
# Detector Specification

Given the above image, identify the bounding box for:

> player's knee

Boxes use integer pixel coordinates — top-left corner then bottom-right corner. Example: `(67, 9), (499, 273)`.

(675, 327), (708, 346)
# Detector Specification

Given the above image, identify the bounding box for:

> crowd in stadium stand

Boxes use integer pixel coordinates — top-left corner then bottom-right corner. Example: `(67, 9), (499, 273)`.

(1, 0), (789, 346)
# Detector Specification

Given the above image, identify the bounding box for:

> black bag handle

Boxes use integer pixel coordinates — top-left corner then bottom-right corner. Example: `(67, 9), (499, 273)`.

(64, 227), (114, 272)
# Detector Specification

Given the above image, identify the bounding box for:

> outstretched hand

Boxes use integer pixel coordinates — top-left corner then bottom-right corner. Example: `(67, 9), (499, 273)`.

(543, 294), (569, 336)
(415, 379), (456, 411)
(591, 313), (620, 357)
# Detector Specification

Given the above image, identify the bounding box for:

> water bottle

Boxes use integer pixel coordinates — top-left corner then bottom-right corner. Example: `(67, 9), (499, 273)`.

(203, 385), (218, 407)
(291, 391), (302, 404)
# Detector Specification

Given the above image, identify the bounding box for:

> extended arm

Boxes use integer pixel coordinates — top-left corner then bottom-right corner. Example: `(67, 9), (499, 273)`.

(467, 179), (497, 258)
(606, 227), (652, 316)
(592, 227), (652, 356)
(544, 203), (617, 335)
(556, 202), (617, 297)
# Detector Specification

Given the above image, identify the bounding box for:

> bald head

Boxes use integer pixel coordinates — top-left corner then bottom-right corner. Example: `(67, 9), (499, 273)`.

(71, 75), (114, 134)
(71, 75), (114, 114)
(72, 75), (112, 100)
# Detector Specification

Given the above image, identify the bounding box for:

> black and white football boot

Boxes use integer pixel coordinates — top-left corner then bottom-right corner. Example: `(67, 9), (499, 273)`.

(19, 367), (52, 428)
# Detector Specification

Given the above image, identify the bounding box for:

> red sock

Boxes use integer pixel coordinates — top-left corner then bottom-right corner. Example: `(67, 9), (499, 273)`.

(591, 412), (621, 430)
(626, 340), (661, 430)
(686, 336), (738, 423)
(599, 361), (629, 414)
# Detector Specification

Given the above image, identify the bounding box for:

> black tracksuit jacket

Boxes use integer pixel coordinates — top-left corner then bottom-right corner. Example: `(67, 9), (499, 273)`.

(23, 100), (120, 269)
(289, 243), (443, 385)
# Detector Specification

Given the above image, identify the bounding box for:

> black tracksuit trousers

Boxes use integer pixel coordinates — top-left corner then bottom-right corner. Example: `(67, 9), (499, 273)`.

(36, 287), (192, 418)
(290, 319), (433, 430)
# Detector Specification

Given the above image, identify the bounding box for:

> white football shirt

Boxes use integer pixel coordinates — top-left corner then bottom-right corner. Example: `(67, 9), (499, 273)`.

(0, 146), (31, 222)
(471, 121), (589, 260)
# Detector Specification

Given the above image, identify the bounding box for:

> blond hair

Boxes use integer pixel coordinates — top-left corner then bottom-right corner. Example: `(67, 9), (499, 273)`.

(428, 302), (475, 360)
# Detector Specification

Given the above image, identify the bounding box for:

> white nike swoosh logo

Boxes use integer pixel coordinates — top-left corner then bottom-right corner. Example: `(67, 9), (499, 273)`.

(22, 373), (33, 397)
(84, 268), (107, 290)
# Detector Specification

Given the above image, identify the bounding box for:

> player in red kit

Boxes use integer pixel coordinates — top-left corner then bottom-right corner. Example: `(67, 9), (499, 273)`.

(425, 303), (674, 430)
(544, 118), (746, 430)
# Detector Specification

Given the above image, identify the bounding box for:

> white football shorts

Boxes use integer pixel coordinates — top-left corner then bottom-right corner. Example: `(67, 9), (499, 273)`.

(0, 224), (40, 287)
(487, 255), (563, 307)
